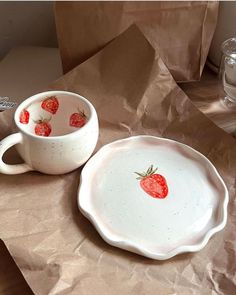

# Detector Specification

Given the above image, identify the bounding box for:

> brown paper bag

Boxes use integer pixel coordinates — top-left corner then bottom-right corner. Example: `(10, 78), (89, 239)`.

(54, 1), (219, 82)
(0, 25), (235, 295)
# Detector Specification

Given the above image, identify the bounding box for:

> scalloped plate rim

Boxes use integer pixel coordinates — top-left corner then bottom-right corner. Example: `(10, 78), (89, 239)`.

(77, 135), (229, 260)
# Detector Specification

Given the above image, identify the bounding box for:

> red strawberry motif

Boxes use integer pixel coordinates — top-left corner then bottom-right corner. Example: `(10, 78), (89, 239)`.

(69, 109), (87, 128)
(19, 109), (30, 124)
(135, 165), (168, 199)
(34, 117), (52, 137)
(41, 96), (59, 114)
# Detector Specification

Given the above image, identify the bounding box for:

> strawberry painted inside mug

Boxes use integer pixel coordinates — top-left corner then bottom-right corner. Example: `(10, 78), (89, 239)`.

(19, 109), (30, 124)
(0, 91), (99, 175)
(18, 94), (89, 137)
(41, 96), (59, 114)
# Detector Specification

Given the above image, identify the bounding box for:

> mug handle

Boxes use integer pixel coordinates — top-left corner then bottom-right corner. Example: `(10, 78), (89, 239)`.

(0, 133), (33, 174)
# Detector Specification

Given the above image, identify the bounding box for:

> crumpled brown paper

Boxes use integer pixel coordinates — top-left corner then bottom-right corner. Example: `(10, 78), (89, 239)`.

(54, 1), (219, 82)
(0, 25), (236, 295)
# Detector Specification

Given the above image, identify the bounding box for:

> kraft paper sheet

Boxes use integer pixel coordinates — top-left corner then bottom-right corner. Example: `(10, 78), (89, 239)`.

(54, 1), (219, 82)
(0, 26), (235, 295)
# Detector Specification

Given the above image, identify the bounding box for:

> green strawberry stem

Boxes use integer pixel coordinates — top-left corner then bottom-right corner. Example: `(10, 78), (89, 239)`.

(33, 115), (52, 124)
(135, 165), (158, 180)
(77, 108), (86, 118)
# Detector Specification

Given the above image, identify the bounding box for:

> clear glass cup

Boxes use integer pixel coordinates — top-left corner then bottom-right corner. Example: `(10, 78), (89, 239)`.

(220, 37), (236, 107)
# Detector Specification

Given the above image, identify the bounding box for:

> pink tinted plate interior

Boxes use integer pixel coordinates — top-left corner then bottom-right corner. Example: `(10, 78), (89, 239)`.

(18, 93), (90, 137)
(78, 136), (229, 260)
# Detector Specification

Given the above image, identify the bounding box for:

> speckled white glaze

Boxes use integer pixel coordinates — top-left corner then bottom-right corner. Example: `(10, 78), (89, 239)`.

(0, 91), (99, 175)
(78, 136), (229, 260)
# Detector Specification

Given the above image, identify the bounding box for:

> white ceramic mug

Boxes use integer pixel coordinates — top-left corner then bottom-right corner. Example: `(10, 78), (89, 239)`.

(0, 91), (99, 175)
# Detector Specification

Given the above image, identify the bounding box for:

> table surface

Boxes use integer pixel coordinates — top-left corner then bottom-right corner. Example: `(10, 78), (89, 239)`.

(0, 47), (235, 294)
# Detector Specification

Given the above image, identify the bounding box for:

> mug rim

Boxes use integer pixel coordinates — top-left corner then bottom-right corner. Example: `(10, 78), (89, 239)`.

(14, 90), (97, 140)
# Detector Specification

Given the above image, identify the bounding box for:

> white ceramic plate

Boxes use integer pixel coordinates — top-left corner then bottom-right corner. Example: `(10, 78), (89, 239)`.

(78, 136), (229, 260)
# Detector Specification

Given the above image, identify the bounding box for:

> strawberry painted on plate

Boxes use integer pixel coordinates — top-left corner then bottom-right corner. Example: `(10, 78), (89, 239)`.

(135, 165), (168, 199)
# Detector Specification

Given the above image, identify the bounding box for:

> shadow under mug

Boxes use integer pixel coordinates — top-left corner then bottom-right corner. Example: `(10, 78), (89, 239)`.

(0, 91), (99, 175)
